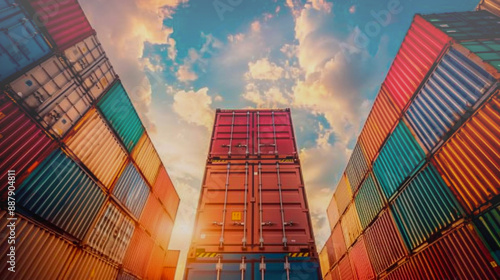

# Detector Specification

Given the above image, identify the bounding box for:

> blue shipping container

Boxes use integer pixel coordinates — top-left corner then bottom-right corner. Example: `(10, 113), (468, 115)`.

(112, 162), (150, 218)
(17, 149), (106, 240)
(0, 0), (51, 82)
(97, 81), (144, 152)
(345, 142), (369, 193)
(405, 47), (496, 152)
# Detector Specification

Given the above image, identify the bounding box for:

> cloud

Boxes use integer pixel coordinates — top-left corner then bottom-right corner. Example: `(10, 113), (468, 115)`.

(177, 64), (198, 82)
(172, 88), (215, 129)
(242, 84), (290, 108)
(246, 58), (284, 81)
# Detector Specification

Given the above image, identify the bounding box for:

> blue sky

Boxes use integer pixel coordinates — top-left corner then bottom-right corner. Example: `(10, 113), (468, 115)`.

(80, 0), (477, 278)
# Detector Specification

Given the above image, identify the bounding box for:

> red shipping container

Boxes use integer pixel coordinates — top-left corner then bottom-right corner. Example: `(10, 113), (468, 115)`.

(154, 166), (180, 220)
(332, 222), (347, 262)
(326, 234), (337, 269)
(26, 0), (95, 51)
(122, 226), (155, 279)
(338, 254), (356, 280)
(0, 94), (55, 193)
(209, 109), (297, 158)
(349, 236), (375, 280)
(140, 194), (166, 241)
(383, 15), (449, 111)
(364, 209), (407, 276)
(330, 265), (341, 280)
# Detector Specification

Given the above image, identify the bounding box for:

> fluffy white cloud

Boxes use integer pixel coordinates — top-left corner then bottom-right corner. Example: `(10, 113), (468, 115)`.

(177, 64), (198, 82)
(173, 88), (215, 129)
(246, 58), (284, 81)
(242, 84), (290, 108)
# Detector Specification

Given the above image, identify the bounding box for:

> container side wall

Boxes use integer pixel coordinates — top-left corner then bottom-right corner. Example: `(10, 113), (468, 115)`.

(334, 174), (352, 216)
(327, 195), (340, 230)
(122, 226), (155, 279)
(154, 166), (180, 219)
(62, 249), (118, 280)
(132, 133), (161, 186)
(112, 162), (150, 218)
(349, 236), (375, 280)
(474, 204), (500, 264)
(345, 142), (369, 193)
(341, 203), (363, 249)
(354, 173), (386, 229)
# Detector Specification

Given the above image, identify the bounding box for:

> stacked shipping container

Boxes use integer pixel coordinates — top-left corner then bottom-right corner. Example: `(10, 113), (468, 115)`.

(320, 9), (500, 280)
(0, 0), (179, 279)
(184, 109), (321, 279)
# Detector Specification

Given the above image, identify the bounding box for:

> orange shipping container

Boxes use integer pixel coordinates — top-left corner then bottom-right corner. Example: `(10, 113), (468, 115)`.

(145, 245), (166, 280)
(341, 202), (363, 249)
(334, 174), (352, 216)
(132, 133), (161, 186)
(122, 226), (155, 279)
(327, 195), (340, 230)
(154, 166), (180, 220)
(61, 249), (118, 280)
(162, 250), (180, 280)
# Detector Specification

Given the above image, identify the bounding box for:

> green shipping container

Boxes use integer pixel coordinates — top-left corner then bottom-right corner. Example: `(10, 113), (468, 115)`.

(474, 204), (500, 264)
(373, 121), (426, 200)
(391, 164), (464, 250)
(354, 173), (386, 229)
(97, 81), (144, 152)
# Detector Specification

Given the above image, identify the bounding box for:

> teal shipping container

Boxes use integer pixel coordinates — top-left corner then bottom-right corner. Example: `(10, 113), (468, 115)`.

(373, 121), (426, 200)
(391, 164), (464, 250)
(97, 81), (144, 152)
(474, 204), (500, 265)
(17, 149), (106, 240)
(354, 173), (386, 229)
(112, 162), (150, 218)
(0, 0), (51, 82)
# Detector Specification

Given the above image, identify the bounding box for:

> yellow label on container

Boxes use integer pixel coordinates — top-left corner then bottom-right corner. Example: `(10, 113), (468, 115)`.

(231, 211), (242, 221)
(279, 159), (294, 163)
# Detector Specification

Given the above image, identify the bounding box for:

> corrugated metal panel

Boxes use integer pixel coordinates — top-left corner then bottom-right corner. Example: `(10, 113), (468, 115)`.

(146, 245), (166, 280)
(349, 236), (375, 280)
(210, 110), (252, 158)
(117, 271), (140, 280)
(123, 226), (155, 279)
(381, 260), (419, 280)
(97, 81), (144, 152)
(26, 0), (94, 51)
(165, 250), (180, 268)
(412, 224), (499, 279)
(405, 46), (496, 152)
(330, 265), (341, 280)
(139, 194), (173, 249)
(345, 142), (369, 192)
(7, 55), (92, 138)
(391, 164), (464, 250)
(364, 209), (407, 276)
(359, 86), (401, 163)
(112, 162), (150, 219)
(61, 249), (118, 280)
(354, 173), (385, 229)
(338, 254), (355, 280)
(320, 246), (330, 277)
(86, 202), (135, 264)
(459, 39), (500, 73)
(255, 110), (297, 157)
(341, 203), (363, 249)
(156, 210), (174, 250)
(478, 0), (500, 17)
(325, 234), (337, 269)
(373, 121), (426, 200)
(132, 133), (161, 186)
(327, 195), (340, 230)
(432, 93), (500, 214)
(332, 222), (347, 261)
(65, 109), (127, 188)
(0, 94), (55, 191)
(154, 166), (180, 220)
(0, 0), (50, 82)
(474, 204), (500, 264)
(383, 14), (449, 111)
(334, 174), (352, 216)
(0, 211), (77, 279)
(17, 149), (106, 240)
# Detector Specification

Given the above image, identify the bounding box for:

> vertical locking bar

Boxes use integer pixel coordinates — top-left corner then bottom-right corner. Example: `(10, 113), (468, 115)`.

(258, 163), (264, 248)
(240, 257), (246, 280)
(272, 111), (278, 155)
(216, 255), (223, 280)
(242, 162), (248, 248)
(246, 111), (250, 156)
(284, 256), (291, 280)
(260, 256), (266, 280)
(277, 162), (287, 247)
(220, 163), (230, 248)
(257, 111), (261, 156)
(228, 111), (235, 156)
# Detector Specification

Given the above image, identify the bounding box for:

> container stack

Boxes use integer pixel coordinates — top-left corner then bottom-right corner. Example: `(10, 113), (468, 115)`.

(0, 0), (180, 279)
(319, 10), (500, 280)
(184, 109), (321, 279)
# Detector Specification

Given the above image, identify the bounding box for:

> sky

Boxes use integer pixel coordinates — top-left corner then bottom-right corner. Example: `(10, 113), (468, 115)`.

(79, 0), (477, 278)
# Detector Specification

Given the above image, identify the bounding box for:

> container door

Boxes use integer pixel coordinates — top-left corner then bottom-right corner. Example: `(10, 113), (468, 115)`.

(80, 58), (116, 100)
(193, 163), (253, 251)
(210, 111), (252, 157)
(254, 111), (295, 157)
(64, 35), (105, 76)
(254, 162), (312, 252)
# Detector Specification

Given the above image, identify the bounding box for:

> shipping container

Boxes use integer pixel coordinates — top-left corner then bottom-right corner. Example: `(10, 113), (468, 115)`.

(359, 86), (401, 163)
(333, 174), (352, 216)
(61, 249), (118, 280)
(156, 209), (174, 250)
(146, 245), (166, 280)
(154, 165), (180, 220)
(405, 46), (496, 152)
(140, 194), (174, 249)
(25, 0), (94, 51)
(163, 250), (180, 280)
(338, 254), (355, 280)
(349, 236), (375, 280)
(132, 133), (161, 186)
(209, 109), (297, 158)
(329, 265), (341, 280)
(383, 14), (449, 111)
(477, 0), (500, 17)
(86, 202), (135, 264)
(354, 173), (386, 229)
(331, 222), (347, 263)
(6, 55), (92, 137)
(459, 39), (500, 72)
(0, 94), (55, 193)
(112, 162), (150, 219)
(122, 226), (156, 279)
(97, 81), (144, 152)
(474, 203), (500, 264)
(17, 149), (106, 240)
(327, 195), (340, 230)
(190, 160), (315, 253)
(320, 247), (330, 277)
(373, 121), (426, 200)
(64, 109), (127, 188)
(364, 209), (407, 276)
(0, 210), (77, 279)
(345, 142), (369, 193)
(432, 92), (500, 214)
(0, 0), (51, 83)
(341, 203), (363, 249)
(117, 271), (140, 280)
(325, 234), (336, 270)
